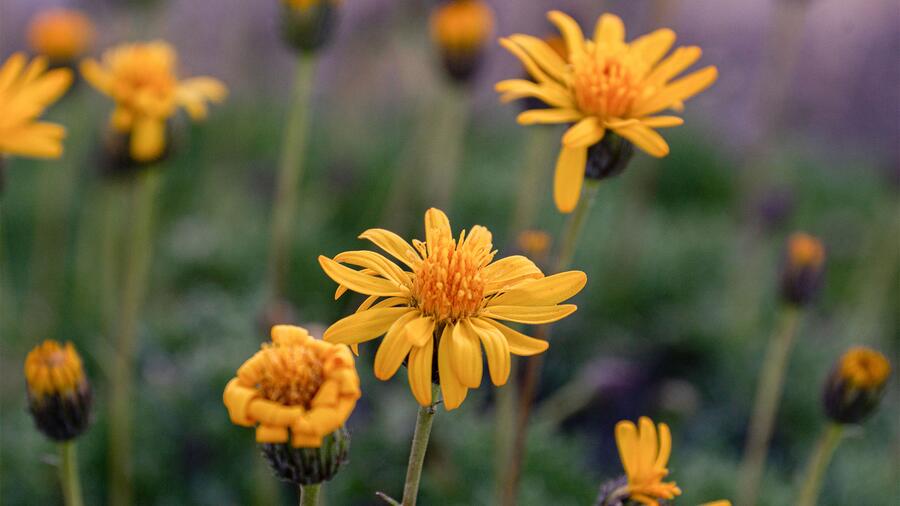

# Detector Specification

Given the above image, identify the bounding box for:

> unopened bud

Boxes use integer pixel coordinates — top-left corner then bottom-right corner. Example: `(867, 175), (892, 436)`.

(429, 0), (495, 84)
(779, 232), (825, 306)
(823, 346), (891, 424)
(24, 340), (93, 441)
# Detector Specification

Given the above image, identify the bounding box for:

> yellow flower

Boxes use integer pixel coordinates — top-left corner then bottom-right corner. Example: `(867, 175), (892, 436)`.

(25, 340), (87, 400)
(516, 229), (551, 259)
(431, 0), (495, 55)
(615, 417), (682, 505)
(27, 8), (96, 63)
(318, 208), (587, 410)
(786, 232), (825, 270)
(497, 11), (718, 212)
(80, 41), (228, 163)
(838, 347), (890, 390)
(0, 53), (72, 159)
(223, 325), (361, 448)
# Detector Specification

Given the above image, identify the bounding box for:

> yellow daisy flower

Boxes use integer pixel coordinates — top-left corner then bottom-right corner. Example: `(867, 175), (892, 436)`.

(80, 41), (227, 163)
(223, 325), (361, 448)
(0, 53), (72, 159)
(497, 11), (718, 212)
(27, 8), (96, 63)
(615, 417), (682, 505)
(24, 340), (92, 441)
(318, 208), (587, 410)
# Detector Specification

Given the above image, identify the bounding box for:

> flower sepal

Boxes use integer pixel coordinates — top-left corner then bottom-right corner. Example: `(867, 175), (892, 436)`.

(260, 427), (350, 485)
(280, 1), (339, 53)
(585, 132), (635, 181)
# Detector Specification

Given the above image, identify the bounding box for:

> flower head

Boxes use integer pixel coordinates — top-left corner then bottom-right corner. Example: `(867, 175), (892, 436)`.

(27, 8), (96, 63)
(24, 340), (92, 441)
(280, 0), (341, 52)
(223, 325), (361, 448)
(319, 208), (586, 410)
(615, 417), (681, 505)
(430, 0), (495, 82)
(780, 232), (825, 306)
(497, 11), (718, 212)
(824, 346), (891, 424)
(81, 41), (227, 163)
(0, 53), (72, 159)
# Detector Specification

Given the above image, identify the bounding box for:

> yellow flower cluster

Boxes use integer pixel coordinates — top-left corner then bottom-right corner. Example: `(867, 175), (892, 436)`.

(223, 325), (361, 448)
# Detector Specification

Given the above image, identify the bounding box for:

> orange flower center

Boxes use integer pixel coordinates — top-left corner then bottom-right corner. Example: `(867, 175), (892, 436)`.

(256, 345), (324, 408)
(571, 48), (643, 118)
(413, 240), (485, 322)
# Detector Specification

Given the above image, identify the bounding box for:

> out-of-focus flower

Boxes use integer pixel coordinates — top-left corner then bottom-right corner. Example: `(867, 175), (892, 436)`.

(824, 346), (891, 424)
(319, 208), (586, 410)
(779, 232), (825, 306)
(80, 41), (227, 163)
(516, 229), (551, 259)
(224, 325), (358, 484)
(615, 417), (681, 504)
(430, 0), (495, 83)
(0, 53), (72, 159)
(280, 0), (341, 52)
(27, 9), (96, 64)
(24, 340), (92, 441)
(497, 11), (718, 212)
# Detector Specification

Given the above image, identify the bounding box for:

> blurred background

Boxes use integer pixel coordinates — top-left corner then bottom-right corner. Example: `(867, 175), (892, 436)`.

(1, 0), (897, 504)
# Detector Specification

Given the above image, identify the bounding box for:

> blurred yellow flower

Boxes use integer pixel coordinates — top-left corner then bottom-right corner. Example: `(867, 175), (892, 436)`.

(25, 340), (86, 400)
(786, 232), (825, 270)
(497, 11), (718, 212)
(615, 417), (682, 505)
(80, 41), (227, 162)
(838, 347), (890, 390)
(319, 208), (586, 410)
(27, 8), (96, 63)
(430, 0), (495, 54)
(223, 325), (361, 448)
(0, 53), (72, 159)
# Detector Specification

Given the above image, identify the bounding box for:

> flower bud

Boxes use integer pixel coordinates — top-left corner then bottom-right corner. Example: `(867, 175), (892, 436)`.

(261, 427), (350, 485)
(429, 0), (495, 84)
(280, 0), (340, 53)
(27, 9), (96, 66)
(99, 126), (174, 177)
(585, 132), (634, 181)
(823, 346), (891, 424)
(779, 232), (825, 306)
(24, 340), (93, 441)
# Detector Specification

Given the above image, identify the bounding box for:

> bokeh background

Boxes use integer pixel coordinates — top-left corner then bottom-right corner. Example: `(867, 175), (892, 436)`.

(1, 0), (898, 504)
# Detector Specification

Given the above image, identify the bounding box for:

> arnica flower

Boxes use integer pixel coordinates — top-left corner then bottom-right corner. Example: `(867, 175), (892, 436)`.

(0, 53), (72, 159)
(24, 340), (92, 441)
(615, 417), (681, 505)
(824, 346), (891, 424)
(280, 0), (341, 52)
(497, 11), (718, 212)
(318, 208), (587, 410)
(224, 325), (359, 484)
(80, 41), (227, 163)
(27, 8), (96, 64)
(430, 0), (495, 83)
(780, 232), (825, 307)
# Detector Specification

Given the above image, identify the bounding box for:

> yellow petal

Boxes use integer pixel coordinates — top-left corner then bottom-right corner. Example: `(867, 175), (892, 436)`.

(424, 208), (452, 253)
(629, 28), (676, 69)
(451, 319), (482, 388)
(615, 420), (639, 475)
(407, 338), (434, 406)
(468, 318), (510, 386)
(130, 117), (166, 162)
(498, 38), (554, 85)
(562, 117), (606, 148)
(488, 271), (587, 306)
(373, 311), (420, 380)
(333, 250), (411, 287)
(594, 13), (625, 48)
(644, 46), (702, 86)
(638, 416), (658, 467)
(319, 255), (408, 298)
(438, 324), (468, 410)
(324, 307), (414, 345)
(547, 10), (585, 56)
(610, 121), (670, 158)
(481, 304), (577, 324)
(496, 79), (574, 109)
(405, 316), (436, 348)
(633, 66), (718, 117)
(480, 318), (549, 356)
(654, 422), (672, 469)
(640, 116), (684, 128)
(483, 255), (543, 293)
(359, 228), (423, 269)
(507, 34), (568, 82)
(553, 146), (587, 213)
(0, 53), (26, 93)
(517, 108), (583, 125)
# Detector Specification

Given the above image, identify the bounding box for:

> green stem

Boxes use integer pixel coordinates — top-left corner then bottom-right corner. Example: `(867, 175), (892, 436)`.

(555, 179), (601, 272)
(401, 384), (440, 506)
(425, 85), (468, 211)
(796, 423), (844, 506)
(266, 53), (318, 302)
(109, 169), (163, 506)
(59, 441), (84, 506)
(507, 127), (557, 237)
(299, 483), (321, 506)
(737, 305), (802, 506)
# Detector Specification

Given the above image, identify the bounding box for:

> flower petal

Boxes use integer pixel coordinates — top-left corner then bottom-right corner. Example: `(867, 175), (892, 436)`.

(407, 338), (434, 406)
(610, 121), (670, 158)
(507, 34), (569, 82)
(553, 146), (587, 213)
(496, 79), (574, 108)
(629, 28), (676, 69)
(438, 324), (468, 410)
(633, 66), (718, 117)
(405, 315), (435, 348)
(324, 307), (414, 345)
(468, 318), (510, 386)
(319, 255), (408, 298)
(480, 318), (549, 356)
(547, 10), (585, 56)
(562, 117), (606, 148)
(333, 250), (411, 287)
(424, 208), (452, 253)
(481, 304), (577, 324)
(615, 420), (639, 475)
(451, 319), (483, 388)
(488, 271), (587, 306)
(130, 117), (165, 162)
(359, 228), (423, 269)
(517, 108), (583, 125)
(483, 255), (544, 293)
(594, 13), (625, 48)
(373, 311), (420, 380)
(640, 116), (684, 128)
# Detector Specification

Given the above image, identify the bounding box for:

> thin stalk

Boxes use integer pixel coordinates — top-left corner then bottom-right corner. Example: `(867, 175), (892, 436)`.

(507, 127), (557, 236)
(492, 360), (517, 505)
(401, 384), (440, 506)
(109, 169), (163, 506)
(299, 483), (321, 506)
(59, 441), (84, 506)
(266, 54), (318, 302)
(501, 179), (602, 506)
(425, 85), (468, 212)
(795, 423), (844, 506)
(737, 305), (802, 506)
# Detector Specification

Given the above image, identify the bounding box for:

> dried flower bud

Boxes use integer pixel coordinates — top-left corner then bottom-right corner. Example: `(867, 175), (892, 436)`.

(779, 232), (825, 306)
(429, 0), (495, 84)
(823, 346), (891, 424)
(280, 0), (340, 53)
(24, 340), (93, 441)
